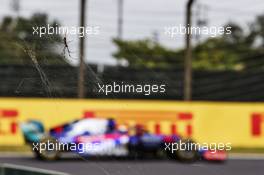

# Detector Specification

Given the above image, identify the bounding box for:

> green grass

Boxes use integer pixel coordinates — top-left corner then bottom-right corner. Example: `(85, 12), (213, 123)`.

(229, 147), (264, 153)
(0, 145), (31, 152)
(0, 146), (264, 154)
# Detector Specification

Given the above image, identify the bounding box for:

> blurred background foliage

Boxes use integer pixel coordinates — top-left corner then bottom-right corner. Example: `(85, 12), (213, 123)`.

(113, 14), (264, 71)
(1, 13), (264, 70)
(0, 13), (68, 65)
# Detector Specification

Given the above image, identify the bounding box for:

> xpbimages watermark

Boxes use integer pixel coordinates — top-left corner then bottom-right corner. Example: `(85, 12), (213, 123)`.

(164, 24), (232, 38)
(32, 140), (100, 154)
(32, 24), (100, 37)
(164, 141), (232, 153)
(97, 82), (166, 96)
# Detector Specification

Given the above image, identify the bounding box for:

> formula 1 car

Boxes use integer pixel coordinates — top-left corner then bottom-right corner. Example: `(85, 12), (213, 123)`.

(20, 118), (227, 162)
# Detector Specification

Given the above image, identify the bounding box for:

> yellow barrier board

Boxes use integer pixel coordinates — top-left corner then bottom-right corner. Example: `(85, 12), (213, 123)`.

(0, 98), (264, 148)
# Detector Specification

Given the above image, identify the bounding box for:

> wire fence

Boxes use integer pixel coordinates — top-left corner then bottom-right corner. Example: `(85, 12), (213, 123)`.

(1, 63), (264, 102)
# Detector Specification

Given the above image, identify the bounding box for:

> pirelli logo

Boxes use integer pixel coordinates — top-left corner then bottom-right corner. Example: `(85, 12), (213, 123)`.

(83, 110), (193, 137)
(251, 113), (264, 137)
(0, 109), (18, 135)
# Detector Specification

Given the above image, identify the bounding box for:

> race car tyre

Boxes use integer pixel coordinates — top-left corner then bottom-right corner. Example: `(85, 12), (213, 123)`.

(128, 144), (145, 159)
(167, 139), (198, 162)
(34, 136), (60, 161)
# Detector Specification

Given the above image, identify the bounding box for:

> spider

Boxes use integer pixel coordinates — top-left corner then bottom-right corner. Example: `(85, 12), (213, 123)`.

(62, 33), (73, 59)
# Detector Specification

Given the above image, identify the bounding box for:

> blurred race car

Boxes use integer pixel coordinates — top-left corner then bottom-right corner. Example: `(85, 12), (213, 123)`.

(20, 118), (227, 162)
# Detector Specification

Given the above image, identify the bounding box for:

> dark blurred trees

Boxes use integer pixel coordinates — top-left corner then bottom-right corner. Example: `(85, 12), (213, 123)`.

(113, 14), (264, 71)
(0, 13), (68, 65)
(113, 39), (183, 68)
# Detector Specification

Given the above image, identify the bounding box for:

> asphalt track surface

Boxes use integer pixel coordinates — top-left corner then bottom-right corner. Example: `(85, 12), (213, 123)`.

(0, 155), (263, 175)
